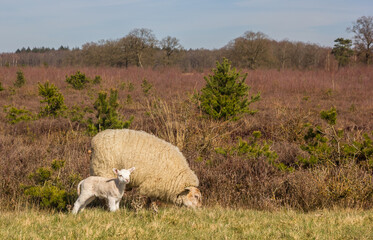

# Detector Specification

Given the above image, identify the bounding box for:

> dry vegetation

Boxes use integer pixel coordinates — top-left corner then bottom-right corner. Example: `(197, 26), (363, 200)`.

(0, 65), (373, 211)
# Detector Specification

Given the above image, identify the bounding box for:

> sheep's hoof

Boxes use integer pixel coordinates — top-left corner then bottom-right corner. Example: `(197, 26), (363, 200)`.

(151, 202), (159, 214)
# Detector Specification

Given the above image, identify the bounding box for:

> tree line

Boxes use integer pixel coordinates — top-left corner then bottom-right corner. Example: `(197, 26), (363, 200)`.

(1, 16), (372, 70)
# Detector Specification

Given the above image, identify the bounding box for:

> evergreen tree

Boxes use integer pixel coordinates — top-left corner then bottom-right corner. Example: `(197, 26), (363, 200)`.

(14, 70), (26, 88)
(87, 89), (133, 135)
(331, 38), (354, 67)
(38, 82), (67, 117)
(198, 58), (260, 120)
(65, 71), (90, 90)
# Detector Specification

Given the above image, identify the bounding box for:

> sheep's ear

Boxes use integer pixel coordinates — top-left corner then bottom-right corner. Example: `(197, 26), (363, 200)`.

(129, 167), (135, 173)
(185, 187), (192, 192)
(113, 168), (118, 175)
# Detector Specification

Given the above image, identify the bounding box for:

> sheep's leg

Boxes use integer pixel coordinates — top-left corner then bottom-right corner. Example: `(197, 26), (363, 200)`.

(107, 197), (117, 212)
(144, 197), (159, 213)
(72, 194), (95, 214)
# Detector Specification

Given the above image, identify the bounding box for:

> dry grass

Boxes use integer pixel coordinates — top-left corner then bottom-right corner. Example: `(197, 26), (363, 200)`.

(0, 65), (373, 210)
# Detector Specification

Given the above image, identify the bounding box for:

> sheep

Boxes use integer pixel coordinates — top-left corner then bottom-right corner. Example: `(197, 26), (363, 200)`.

(72, 167), (135, 214)
(90, 129), (202, 208)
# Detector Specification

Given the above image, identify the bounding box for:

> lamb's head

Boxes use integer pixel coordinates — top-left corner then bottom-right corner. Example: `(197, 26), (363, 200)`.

(176, 187), (202, 208)
(113, 167), (135, 184)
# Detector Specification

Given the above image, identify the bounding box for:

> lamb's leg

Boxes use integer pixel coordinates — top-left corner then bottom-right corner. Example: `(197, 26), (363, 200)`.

(72, 194), (95, 214)
(72, 199), (81, 214)
(107, 197), (117, 212)
(79, 196), (95, 212)
(115, 199), (120, 211)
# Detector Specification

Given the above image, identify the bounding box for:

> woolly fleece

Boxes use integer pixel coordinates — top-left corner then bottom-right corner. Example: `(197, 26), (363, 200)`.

(90, 129), (199, 203)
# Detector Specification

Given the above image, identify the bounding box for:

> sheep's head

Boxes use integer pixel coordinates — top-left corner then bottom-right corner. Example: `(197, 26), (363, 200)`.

(176, 187), (202, 208)
(113, 167), (135, 184)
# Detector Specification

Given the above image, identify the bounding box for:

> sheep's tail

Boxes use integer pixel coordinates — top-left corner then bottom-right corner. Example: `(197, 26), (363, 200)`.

(77, 180), (84, 196)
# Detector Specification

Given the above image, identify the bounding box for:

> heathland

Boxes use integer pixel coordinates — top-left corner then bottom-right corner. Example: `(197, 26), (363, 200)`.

(1, 65), (372, 209)
(0, 65), (372, 238)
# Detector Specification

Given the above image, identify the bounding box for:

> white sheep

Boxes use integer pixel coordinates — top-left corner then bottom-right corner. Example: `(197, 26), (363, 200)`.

(72, 167), (135, 214)
(90, 129), (202, 208)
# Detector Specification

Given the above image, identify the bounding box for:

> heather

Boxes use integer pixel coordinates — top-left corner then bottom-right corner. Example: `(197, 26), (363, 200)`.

(0, 65), (372, 211)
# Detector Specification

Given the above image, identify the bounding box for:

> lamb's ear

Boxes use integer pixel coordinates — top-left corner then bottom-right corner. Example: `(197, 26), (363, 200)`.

(185, 187), (193, 191)
(113, 168), (118, 175)
(129, 167), (135, 173)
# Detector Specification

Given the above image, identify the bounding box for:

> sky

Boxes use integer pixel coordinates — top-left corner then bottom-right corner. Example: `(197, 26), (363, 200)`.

(0, 0), (372, 53)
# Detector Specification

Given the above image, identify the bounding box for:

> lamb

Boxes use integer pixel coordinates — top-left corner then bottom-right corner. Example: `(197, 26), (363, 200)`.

(72, 167), (135, 214)
(90, 129), (202, 208)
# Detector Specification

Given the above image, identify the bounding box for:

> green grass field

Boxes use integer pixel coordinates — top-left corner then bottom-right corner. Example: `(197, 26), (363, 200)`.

(1, 207), (372, 239)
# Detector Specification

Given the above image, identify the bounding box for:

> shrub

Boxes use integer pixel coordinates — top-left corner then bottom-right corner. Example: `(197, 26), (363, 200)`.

(8, 87), (16, 95)
(215, 131), (292, 171)
(38, 82), (67, 117)
(3, 105), (34, 124)
(0, 82), (4, 91)
(197, 58), (260, 120)
(320, 107), (337, 125)
(87, 89), (134, 135)
(343, 133), (373, 166)
(298, 108), (342, 167)
(141, 78), (153, 95)
(14, 70), (26, 88)
(119, 82), (126, 90)
(126, 94), (132, 104)
(22, 159), (79, 211)
(67, 105), (92, 124)
(65, 71), (90, 90)
(92, 75), (102, 85)
(128, 82), (135, 91)
(298, 107), (373, 168)
(24, 184), (68, 210)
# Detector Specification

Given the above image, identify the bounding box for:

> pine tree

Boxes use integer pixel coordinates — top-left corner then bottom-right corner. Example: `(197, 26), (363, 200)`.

(38, 82), (67, 117)
(87, 89), (133, 135)
(198, 58), (260, 120)
(14, 70), (26, 88)
(65, 71), (90, 90)
(331, 38), (354, 67)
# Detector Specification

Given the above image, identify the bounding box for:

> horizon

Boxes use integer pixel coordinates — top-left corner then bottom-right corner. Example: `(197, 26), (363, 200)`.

(1, 0), (373, 53)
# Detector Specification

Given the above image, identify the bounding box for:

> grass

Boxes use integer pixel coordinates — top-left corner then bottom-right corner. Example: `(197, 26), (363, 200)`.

(0, 207), (372, 239)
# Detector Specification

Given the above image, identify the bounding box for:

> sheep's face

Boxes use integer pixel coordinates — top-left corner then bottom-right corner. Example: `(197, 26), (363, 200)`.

(177, 187), (202, 208)
(113, 167), (135, 184)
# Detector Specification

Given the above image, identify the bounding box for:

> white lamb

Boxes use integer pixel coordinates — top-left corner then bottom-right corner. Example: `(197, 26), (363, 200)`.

(72, 167), (135, 214)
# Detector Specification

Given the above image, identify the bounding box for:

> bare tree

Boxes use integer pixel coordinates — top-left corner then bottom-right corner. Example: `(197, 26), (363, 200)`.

(230, 31), (270, 69)
(274, 40), (293, 69)
(117, 37), (137, 68)
(348, 16), (373, 64)
(160, 36), (183, 65)
(126, 28), (157, 68)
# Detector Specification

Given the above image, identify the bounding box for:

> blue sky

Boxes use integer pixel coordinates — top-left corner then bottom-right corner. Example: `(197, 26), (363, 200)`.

(1, 0), (372, 53)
